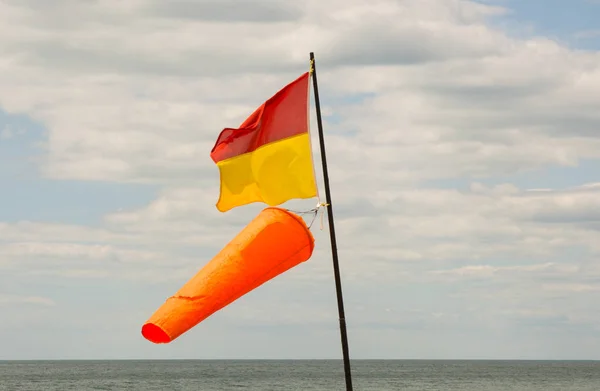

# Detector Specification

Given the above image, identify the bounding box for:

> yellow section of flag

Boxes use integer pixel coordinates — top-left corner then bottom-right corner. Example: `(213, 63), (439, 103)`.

(214, 133), (317, 212)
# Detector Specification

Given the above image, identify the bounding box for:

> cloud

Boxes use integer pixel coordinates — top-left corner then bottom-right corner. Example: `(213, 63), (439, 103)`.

(6, 179), (598, 287)
(0, 126), (12, 139)
(0, 294), (55, 306)
(143, 0), (305, 23)
(3, 0), (600, 186)
(319, 0), (509, 66)
(1, 0), (600, 359)
(573, 29), (600, 39)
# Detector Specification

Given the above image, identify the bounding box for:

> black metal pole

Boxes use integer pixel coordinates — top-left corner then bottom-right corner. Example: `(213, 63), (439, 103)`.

(309, 52), (353, 391)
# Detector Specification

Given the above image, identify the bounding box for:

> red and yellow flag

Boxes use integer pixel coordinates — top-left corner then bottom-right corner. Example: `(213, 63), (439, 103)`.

(210, 72), (317, 212)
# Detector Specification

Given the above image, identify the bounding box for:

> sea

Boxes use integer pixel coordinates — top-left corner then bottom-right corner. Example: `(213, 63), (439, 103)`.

(0, 360), (599, 390)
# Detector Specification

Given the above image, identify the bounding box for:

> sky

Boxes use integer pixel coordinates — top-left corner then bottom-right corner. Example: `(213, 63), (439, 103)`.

(1, 0), (600, 360)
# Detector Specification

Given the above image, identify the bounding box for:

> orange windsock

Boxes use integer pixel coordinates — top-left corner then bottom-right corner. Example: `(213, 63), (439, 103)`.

(141, 207), (315, 344)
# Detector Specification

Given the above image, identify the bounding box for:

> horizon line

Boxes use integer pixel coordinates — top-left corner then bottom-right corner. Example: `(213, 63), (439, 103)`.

(2, 358), (599, 362)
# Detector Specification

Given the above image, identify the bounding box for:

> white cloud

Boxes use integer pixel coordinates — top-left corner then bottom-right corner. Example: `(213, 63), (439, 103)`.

(0, 126), (12, 139)
(0, 294), (55, 306)
(573, 29), (600, 39)
(1, 0), (600, 359)
(2, 0), (598, 186)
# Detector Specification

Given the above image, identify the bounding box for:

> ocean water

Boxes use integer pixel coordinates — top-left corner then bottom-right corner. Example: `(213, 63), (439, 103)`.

(0, 360), (599, 390)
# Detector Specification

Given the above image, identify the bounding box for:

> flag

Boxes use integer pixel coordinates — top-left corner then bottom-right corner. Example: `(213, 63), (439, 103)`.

(210, 72), (317, 212)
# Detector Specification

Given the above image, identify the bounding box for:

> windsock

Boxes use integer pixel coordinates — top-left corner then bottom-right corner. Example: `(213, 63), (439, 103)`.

(141, 207), (315, 343)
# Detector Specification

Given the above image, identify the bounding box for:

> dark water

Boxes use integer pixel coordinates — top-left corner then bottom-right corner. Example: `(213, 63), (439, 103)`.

(0, 360), (599, 390)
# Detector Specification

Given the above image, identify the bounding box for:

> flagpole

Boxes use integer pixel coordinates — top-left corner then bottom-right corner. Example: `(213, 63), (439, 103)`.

(309, 52), (353, 391)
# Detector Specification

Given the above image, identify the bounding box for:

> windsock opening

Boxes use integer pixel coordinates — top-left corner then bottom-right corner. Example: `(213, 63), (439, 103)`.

(141, 323), (171, 344)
